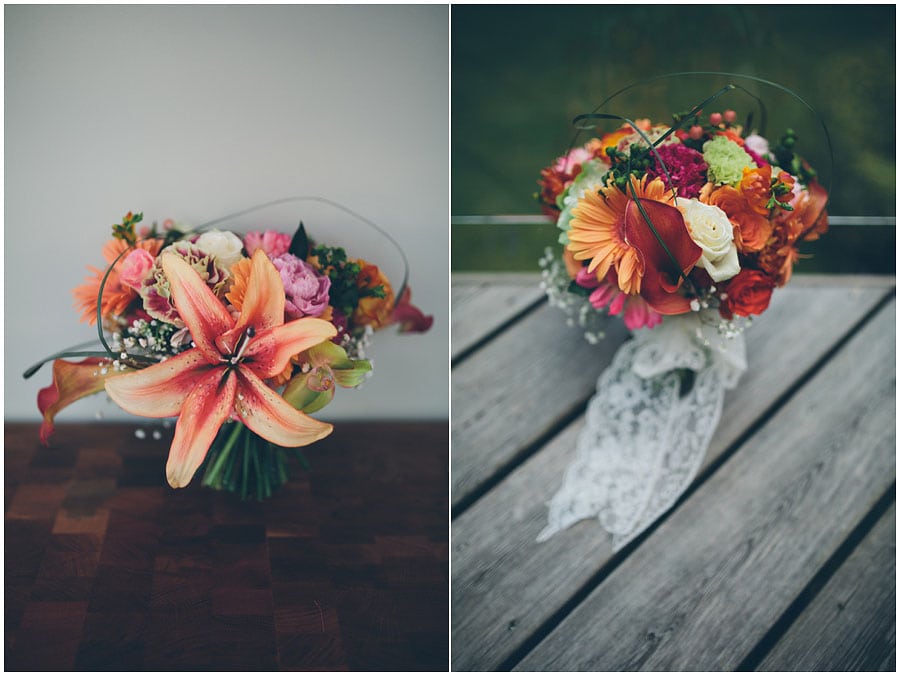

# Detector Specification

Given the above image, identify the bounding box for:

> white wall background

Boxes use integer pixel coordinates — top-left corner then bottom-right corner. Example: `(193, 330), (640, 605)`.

(5, 5), (449, 423)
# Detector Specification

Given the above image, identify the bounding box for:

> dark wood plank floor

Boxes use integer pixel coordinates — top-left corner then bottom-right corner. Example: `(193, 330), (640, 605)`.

(5, 421), (448, 671)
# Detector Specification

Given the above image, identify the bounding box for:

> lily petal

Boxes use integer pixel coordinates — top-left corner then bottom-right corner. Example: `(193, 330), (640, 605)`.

(234, 368), (333, 447)
(166, 368), (237, 488)
(161, 253), (234, 364)
(105, 349), (213, 418)
(226, 250), (286, 349)
(38, 358), (110, 445)
(243, 318), (337, 380)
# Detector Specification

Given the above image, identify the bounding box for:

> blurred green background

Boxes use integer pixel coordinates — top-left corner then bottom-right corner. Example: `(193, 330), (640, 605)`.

(451, 5), (895, 273)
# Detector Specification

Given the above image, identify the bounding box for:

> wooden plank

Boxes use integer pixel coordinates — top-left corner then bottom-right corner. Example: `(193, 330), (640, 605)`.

(451, 302), (630, 508)
(757, 502), (896, 672)
(515, 299), (895, 671)
(450, 282), (893, 671)
(451, 274), (545, 360)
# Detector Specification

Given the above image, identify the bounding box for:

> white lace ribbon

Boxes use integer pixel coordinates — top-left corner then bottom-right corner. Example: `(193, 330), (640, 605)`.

(537, 311), (746, 550)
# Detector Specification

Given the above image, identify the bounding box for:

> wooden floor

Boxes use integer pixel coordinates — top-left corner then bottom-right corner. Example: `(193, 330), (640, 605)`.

(5, 421), (448, 671)
(452, 273), (896, 671)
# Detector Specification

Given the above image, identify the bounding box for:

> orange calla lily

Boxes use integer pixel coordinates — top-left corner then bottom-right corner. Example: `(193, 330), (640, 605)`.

(38, 357), (111, 445)
(105, 249), (336, 489)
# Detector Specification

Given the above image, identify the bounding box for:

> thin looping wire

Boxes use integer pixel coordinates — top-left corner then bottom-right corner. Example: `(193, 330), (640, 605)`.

(93, 196), (409, 364)
(196, 195), (410, 305)
(95, 235), (166, 365)
(22, 340), (110, 379)
(565, 71), (833, 224)
(571, 112), (680, 204)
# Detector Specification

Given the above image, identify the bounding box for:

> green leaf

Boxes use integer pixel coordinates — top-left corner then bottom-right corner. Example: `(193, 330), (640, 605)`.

(289, 221), (309, 259)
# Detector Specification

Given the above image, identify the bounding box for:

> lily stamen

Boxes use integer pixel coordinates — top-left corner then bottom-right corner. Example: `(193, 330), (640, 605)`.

(230, 326), (256, 365)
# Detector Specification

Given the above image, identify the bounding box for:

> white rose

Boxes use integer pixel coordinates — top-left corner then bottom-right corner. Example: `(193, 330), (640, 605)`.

(678, 199), (740, 282)
(194, 229), (245, 272)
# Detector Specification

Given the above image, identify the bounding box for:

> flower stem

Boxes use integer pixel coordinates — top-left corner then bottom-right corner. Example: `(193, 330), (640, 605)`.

(202, 421), (244, 488)
(241, 429), (251, 500)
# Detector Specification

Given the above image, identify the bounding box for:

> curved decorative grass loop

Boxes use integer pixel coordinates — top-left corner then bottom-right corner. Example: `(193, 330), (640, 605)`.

(196, 195), (411, 308)
(95, 234), (166, 367)
(571, 112), (680, 204)
(624, 168), (692, 293)
(29, 196), (406, 383)
(22, 343), (111, 379)
(566, 71), (833, 224)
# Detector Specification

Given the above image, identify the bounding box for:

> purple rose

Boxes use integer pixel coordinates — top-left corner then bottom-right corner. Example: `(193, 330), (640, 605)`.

(271, 253), (331, 319)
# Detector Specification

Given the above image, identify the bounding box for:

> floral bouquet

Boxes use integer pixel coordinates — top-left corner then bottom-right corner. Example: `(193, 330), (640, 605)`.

(28, 199), (432, 500)
(534, 77), (830, 549)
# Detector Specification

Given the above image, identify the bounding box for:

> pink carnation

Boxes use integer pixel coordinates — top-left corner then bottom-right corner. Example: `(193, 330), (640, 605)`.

(271, 253), (331, 320)
(646, 143), (708, 199)
(575, 268), (662, 331)
(244, 230), (291, 258)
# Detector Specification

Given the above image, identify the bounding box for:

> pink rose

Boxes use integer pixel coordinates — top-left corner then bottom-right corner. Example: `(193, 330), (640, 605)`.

(244, 230), (292, 258)
(119, 248), (156, 292)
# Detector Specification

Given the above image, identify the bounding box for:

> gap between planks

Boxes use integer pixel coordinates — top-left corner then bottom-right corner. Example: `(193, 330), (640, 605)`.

(739, 484), (895, 671)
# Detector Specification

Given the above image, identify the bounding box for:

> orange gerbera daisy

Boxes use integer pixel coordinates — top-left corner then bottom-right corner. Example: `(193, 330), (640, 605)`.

(73, 238), (162, 325)
(225, 256), (253, 311)
(567, 175), (675, 295)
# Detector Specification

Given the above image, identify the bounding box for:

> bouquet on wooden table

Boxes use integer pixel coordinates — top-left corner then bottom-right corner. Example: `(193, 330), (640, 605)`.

(535, 76), (830, 549)
(28, 200), (432, 500)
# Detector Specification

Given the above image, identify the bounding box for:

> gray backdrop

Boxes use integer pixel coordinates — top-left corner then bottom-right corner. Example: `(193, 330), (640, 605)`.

(5, 5), (449, 422)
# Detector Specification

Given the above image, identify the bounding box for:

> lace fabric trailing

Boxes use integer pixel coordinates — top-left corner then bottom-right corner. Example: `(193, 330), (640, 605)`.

(537, 310), (746, 550)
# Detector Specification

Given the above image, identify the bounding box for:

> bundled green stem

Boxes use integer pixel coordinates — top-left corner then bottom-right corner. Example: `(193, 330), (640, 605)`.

(199, 421), (306, 500)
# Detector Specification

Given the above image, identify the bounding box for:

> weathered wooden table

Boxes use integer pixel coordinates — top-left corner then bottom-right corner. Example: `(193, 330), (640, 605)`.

(5, 421), (448, 671)
(452, 273), (895, 671)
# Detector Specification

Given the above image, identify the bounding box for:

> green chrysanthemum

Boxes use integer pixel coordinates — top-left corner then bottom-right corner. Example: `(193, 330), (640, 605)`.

(702, 136), (756, 186)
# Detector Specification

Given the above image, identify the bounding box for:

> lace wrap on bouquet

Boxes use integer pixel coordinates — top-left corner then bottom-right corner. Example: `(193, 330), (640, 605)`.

(537, 311), (747, 550)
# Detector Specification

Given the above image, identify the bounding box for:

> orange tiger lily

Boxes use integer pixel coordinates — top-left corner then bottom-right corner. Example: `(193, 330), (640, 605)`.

(105, 249), (336, 488)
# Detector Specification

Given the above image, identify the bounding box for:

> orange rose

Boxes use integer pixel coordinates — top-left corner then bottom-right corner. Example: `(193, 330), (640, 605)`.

(720, 269), (776, 319)
(714, 128), (745, 146)
(352, 260), (395, 329)
(738, 166), (773, 215)
(702, 166), (775, 254)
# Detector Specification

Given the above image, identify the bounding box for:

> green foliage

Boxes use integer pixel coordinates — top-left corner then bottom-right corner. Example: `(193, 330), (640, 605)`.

(111, 211), (143, 245)
(289, 221), (309, 259)
(771, 129), (818, 187)
(767, 175), (795, 211)
(312, 244), (385, 318)
(603, 145), (653, 191)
